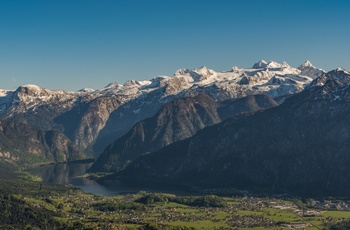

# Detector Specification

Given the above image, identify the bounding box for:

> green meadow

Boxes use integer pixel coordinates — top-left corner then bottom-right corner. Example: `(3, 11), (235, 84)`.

(1, 162), (350, 229)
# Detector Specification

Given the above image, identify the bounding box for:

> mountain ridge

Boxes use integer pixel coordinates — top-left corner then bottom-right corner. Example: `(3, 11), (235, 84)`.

(88, 94), (278, 173)
(110, 70), (350, 196)
(0, 60), (332, 155)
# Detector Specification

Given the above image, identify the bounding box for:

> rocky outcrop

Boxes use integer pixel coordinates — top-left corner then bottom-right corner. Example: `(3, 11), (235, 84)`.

(0, 121), (85, 165)
(54, 95), (122, 152)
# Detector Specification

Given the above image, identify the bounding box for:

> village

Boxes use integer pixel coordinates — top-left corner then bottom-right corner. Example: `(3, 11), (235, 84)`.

(18, 188), (350, 229)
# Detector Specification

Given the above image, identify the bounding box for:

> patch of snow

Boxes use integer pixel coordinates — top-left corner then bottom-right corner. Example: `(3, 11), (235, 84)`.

(0, 90), (10, 97)
(267, 61), (283, 68)
(104, 82), (121, 89)
(138, 80), (152, 86)
(252, 60), (268, 69)
(194, 66), (211, 75)
(0, 60), (336, 120)
(281, 61), (290, 68)
(298, 60), (314, 69)
(335, 67), (349, 73)
(297, 60), (325, 79)
(22, 84), (42, 90)
(78, 88), (95, 93)
(174, 68), (191, 76)
(123, 80), (141, 87)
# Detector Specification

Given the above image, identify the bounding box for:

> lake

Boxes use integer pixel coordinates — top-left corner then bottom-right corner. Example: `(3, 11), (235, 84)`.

(28, 163), (193, 196)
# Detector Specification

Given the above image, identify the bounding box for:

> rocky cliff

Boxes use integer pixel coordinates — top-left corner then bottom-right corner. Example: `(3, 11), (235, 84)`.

(0, 121), (85, 165)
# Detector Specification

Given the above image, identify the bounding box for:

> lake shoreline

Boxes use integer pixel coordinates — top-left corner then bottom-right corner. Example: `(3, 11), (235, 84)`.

(37, 158), (95, 167)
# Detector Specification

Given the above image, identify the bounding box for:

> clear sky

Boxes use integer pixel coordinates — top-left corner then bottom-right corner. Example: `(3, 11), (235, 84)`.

(1, 0), (350, 91)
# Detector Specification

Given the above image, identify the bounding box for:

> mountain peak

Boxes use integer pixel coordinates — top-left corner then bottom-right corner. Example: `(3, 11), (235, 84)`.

(327, 67), (350, 76)
(78, 88), (95, 93)
(281, 61), (290, 68)
(124, 80), (141, 87)
(13, 84), (53, 98)
(252, 60), (268, 69)
(104, 82), (121, 88)
(195, 66), (210, 74)
(298, 60), (325, 79)
(21, 84), (42, 90)
(197, 65), (208, 70)
(174, 68), (191, 76)
(298, 60), (314, 69)
(335, 67), (348, 72)
(252, 60), (289, 69)
(266, 61), (284, 68)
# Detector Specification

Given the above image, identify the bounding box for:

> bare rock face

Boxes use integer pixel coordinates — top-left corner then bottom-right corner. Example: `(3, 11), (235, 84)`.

(89, 94), (221, 172)
(164, 76), (190, 95)
(76, 96), (121, 150)
(0, 121), (85, 165)
(54, 95), (122, 152)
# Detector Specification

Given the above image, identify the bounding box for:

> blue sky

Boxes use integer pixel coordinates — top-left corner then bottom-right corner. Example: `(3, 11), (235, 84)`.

(1, 0), (350, 91)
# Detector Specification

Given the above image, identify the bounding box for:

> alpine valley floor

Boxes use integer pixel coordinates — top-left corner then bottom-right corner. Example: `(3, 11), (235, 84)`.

(2, 162), (350, 230)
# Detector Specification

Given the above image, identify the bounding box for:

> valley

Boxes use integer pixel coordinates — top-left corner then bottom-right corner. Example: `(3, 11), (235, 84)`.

(1, 163), (350, 230)
(2, 0), (349, 228)
(2, 61), (350, 229)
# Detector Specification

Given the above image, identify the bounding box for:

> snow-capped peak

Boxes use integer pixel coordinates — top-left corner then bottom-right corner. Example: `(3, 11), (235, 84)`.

(172, 66), (214, 84)
(78, 88), (95, 93)
(21, 84), (42, 90)
(0, 89), (10, 97)
(0, 60), (334, 110)
(174, 68), (191, 76)
(297, 60), (325, 79)
(298, 60), (314, 69)
(252, 60), (290, 69)
(335, 67), (348, 73)
(124, 80), (141, 87)
(266, 61), (283, 68)
(104, 82), (121, 89)
(281, 61), (290, 68)
(14, 84), (48, 96)
(252, 60), (268, 69)
(194, 66), (209, 74)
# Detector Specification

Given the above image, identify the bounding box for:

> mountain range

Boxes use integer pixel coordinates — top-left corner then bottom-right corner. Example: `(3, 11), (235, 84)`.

(0, 60), (323, 156)
(3, 60), (350, 196)
(105, 68), (350, 196)
(88, 94), (278, 173)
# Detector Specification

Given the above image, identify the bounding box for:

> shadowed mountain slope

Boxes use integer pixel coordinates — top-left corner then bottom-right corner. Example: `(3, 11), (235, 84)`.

(89, 94), (277, 172)
(115, 71), (350, 196)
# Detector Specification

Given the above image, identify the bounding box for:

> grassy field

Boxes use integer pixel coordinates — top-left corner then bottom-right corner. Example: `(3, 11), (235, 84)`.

(10, 190), (350, 229)
(1, 162), (350, 229)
